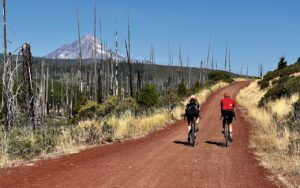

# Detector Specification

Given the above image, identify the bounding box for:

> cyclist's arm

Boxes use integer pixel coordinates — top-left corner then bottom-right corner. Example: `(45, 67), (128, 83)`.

(220, 101), (224, 117)
(233, 100), (236, 109)
(232, 100), (237, 120)
(184, 103), (189, 117)
(198, 105), (201, 119)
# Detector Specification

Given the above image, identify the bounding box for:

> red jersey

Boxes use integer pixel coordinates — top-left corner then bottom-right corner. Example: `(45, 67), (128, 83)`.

(221, 97), (235, 111)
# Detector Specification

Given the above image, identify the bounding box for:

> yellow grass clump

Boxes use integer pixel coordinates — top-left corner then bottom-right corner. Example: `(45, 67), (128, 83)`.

(233, 78), (248, 82)
(266, 94), (299, 119)
(109, 109), (171, 140)
(236, 80), (300, 187)
(0, 133), (9, 168)
(54, 128), (78, 154)
(291, 72), (300, 77)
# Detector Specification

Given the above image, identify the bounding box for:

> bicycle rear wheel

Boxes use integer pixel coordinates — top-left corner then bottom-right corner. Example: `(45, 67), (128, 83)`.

(224, 123), (230, 147)
(191, 122), (195, 147)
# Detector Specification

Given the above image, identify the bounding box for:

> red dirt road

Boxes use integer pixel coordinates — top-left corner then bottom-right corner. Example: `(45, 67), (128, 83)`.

(0, 81), (279, 188)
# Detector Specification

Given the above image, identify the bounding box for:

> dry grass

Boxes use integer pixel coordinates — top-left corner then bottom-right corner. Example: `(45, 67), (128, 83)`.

(109, 109), (172, 140)
(0, 133), (9, 168)
(237, 80), (300, 188)
(54, 128), (78, 154)
(266, 94), (299, 119)
(233, 78), (248, 82)
(0, 81), (230, 169)
(110, 81), (229, 140)
(291, 72), (300, 77)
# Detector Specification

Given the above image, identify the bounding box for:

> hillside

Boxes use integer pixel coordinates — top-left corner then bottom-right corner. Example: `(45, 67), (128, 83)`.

(237, 57), (300, 187)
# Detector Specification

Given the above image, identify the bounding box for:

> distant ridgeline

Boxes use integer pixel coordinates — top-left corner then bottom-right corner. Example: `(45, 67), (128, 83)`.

(2, 53), (240, 98)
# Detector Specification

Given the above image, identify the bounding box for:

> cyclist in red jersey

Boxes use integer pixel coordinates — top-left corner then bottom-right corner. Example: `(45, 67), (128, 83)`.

(220, 93), (236, 142)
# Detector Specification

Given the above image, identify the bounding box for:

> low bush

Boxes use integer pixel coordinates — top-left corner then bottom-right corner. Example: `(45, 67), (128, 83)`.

(259, 76), (300, 107)
(177, 80), (187, 97)
(73, 120), (102, 145)
(6, 131), (38, 160)
(7, 135), (40, 160)
(114, 97), (138, 115)
(208, 71), (233, 83)
(73, 96), (139, 121)
(102, 122), (115, 142)
(138, 84), (159, 108)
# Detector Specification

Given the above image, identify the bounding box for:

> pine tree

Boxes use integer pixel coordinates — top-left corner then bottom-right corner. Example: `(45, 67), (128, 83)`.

(277, 56), (287, 70)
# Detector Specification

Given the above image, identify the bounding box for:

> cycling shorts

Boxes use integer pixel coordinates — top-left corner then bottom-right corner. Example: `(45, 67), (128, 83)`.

(187, 114), (199, 123)
(222, 110), (234, 124)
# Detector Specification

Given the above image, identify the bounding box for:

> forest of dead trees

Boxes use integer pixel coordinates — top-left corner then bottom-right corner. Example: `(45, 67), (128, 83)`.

(0, 0), (248, 133)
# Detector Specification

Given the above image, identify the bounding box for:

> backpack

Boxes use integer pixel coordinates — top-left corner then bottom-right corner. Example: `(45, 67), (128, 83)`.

(186, 102), (199, 116)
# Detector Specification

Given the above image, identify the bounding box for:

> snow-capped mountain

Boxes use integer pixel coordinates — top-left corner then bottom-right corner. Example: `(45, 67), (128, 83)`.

(44, 34), (125, 61)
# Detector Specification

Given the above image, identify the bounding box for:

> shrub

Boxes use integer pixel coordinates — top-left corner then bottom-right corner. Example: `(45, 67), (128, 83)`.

(158, 92), (181, 110)
(293, 99), (300, 120)
(96, 96), (119, 117)
(138, 83), (159, 108)
(259, 76), (300, 107)
(102, 122), (115, 142)
(73, 120), (102, 145)
(73, 93), (89, 114)
(114, 97), (138, 114)
(77, 100), (98, 119)
(177, 80), (187, 97)
(8, 135), (40, 160)
(208, 71), (233, 83)
(34, 128), (62, 153)
(193, 80), (201, 91)
(259, 84), (290, 107)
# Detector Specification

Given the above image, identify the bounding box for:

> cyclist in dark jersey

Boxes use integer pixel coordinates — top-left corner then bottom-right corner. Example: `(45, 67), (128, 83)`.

(185, 95), (200, 142)
(220, 93), (236, 142)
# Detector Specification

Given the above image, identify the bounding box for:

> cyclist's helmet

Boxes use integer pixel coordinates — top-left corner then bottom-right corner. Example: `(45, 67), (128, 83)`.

(224, 93), (230, 98)
(189, 95), (197, 101)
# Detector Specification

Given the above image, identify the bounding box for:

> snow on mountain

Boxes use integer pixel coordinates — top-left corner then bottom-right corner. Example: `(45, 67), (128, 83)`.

(44, 34), (125, 61)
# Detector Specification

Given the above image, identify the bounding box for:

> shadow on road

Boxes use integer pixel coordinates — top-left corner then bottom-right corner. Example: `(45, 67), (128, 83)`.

(173, 140), (192, 147)
(205, 141), (225, 147)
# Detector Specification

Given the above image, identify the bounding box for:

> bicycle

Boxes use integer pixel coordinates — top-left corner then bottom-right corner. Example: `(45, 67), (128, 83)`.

(221, 112), (235, 147)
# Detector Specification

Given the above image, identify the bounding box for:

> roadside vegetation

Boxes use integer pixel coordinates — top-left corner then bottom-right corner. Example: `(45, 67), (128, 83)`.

(237, 56), (300, 187)
(0, 71), (232, 168)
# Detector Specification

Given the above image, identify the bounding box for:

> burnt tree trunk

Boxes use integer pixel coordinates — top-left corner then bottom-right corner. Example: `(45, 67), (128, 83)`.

(97, 67), (103, 103)
(76, 10), (83, 93)
(2, 0), (7, 65)
(125, 15), (133, 97)
(136, 70), (141, 100)
(39, 61), (46, 128)
(3, 52), (12, 131)
(22, 43), (35, 129)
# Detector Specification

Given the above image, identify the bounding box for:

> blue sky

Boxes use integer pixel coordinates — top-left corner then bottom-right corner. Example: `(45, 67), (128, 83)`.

(4, 0), (300, 76)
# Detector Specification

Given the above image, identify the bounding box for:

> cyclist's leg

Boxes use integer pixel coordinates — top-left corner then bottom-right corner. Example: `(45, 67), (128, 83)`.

(188, 123), (191, 133)
(228, 112), (234, 140)
(187, 120), (191, 141)
(222, 115), (226, 134)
